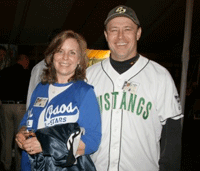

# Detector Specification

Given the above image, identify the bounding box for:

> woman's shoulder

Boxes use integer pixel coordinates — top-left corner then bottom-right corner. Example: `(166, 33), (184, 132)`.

(74, 80), (94, 90)
(72, 81), (96, 101)
(33, 82), (49, 94)
(36, 82), (49, 88)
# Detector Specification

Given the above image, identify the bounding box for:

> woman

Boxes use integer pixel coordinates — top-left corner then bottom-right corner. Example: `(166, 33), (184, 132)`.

(15, 30), (101, 170)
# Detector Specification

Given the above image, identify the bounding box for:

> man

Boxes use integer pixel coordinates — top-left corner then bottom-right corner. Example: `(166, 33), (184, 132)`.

(86, 5), (183, 171)
(0, 54), (30, 171)
(26, 59), (45, 109)
(0, 45), (10, 71)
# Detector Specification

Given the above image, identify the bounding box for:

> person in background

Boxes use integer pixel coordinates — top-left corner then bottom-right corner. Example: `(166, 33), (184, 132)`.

(15, 30), (101, 171)
(86, 5), (183, 171)
(0, 45), (10, 71)
(26, 59), (45, 109)
(0, 54), (30, 171)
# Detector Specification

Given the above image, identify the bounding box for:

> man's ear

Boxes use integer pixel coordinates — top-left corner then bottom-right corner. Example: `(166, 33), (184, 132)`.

(104, 30), (108, 42)
(137, 27), (142, 41)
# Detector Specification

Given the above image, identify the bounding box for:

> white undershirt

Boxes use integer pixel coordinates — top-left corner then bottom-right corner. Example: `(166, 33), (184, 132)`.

(37, 83), (73, 129)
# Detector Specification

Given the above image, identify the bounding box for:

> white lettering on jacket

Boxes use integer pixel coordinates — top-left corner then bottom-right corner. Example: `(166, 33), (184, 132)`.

(45, 102), (79, 126)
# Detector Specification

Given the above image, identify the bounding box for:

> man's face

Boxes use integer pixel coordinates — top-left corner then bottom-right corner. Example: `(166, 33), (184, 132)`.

(104, 17), (142, 61)
(0, 49), (6, 61)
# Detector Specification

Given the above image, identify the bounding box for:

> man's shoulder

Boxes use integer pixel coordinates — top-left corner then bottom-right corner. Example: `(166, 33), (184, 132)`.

(34, 59), (46, 69)
(87, 58), (108, 73)
(31, 59), (46, 74)
(140, 55), (169, 74)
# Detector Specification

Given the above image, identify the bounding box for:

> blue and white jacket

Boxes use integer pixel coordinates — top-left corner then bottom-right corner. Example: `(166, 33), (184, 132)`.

(20, 80), (101, 171)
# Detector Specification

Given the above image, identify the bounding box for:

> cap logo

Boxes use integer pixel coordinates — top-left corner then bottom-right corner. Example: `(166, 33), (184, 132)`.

(116, 7), (126, 14)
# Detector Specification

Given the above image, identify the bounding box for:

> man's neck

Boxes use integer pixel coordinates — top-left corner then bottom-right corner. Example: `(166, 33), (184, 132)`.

(17, 61), (25, 69)
(110, 54), (139, 74)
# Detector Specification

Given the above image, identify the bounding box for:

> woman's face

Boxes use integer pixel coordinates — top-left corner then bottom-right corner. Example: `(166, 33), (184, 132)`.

(53, 38), (81, 83)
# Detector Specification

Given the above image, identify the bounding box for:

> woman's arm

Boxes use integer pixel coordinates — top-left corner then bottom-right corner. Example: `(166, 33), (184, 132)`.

(78, 88), (102, 155)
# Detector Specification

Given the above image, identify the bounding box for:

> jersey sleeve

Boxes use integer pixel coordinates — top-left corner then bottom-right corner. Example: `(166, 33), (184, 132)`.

(77, 87), (102, 155)
(156, 70), (183, 125)
(20, 83), (41, 129)
(159, 118), (182, 170)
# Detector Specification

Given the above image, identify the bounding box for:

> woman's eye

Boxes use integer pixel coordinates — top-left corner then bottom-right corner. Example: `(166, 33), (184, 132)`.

(70, 51), (76, 55)
(57, 49), (63, 54)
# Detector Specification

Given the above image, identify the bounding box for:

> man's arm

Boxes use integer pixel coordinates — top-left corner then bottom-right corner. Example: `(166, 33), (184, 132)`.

(26, 59), (46, 109)
(159, 118), (182, 171)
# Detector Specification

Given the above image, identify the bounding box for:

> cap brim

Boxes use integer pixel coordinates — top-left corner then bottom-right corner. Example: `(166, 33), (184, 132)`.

(104, 13), (140, 26)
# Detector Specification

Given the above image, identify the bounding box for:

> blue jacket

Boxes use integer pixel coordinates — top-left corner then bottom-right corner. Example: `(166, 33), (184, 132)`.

(29, 123), (96, 171)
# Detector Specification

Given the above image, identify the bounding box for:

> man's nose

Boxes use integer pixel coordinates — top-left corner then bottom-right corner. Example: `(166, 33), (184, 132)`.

(118, 30), (124, 39)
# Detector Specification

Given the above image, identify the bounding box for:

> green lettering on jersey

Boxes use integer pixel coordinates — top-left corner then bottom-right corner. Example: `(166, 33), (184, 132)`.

(97, 95), (103, 113)
(98, 92), (152, 121)
(137, 97), (145, 115)
(120, 92), (127, 110)
(143, 102), (152, 119)
(104, 93), (110, 110)
(128, 94), (137, 113)
(111, 92), (119, 109)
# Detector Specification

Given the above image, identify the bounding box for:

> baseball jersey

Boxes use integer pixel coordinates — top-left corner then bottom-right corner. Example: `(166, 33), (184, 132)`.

(86, 55), (183, 171)
(20, 80), (101, 155)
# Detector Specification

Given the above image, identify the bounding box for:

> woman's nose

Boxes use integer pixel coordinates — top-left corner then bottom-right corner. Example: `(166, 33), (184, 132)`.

(63, 52), (69, 60)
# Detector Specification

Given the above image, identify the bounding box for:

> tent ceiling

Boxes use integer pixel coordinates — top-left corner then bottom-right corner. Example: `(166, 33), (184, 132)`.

(0, 0), (199, 56)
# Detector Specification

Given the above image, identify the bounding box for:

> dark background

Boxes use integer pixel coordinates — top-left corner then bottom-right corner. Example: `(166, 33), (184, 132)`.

(0, 0), (200, 170)
(1, 0), (200, 89)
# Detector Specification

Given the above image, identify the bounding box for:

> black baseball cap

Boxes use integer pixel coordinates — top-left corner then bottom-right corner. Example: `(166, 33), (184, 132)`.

(104, 5), (140, 26)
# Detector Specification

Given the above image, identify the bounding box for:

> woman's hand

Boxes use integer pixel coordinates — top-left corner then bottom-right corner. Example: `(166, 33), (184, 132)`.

(76, 140), (85, 156)
(22, 136), (43, 155)
(15, 126), (28, 150)
(16, 127), (42, 155)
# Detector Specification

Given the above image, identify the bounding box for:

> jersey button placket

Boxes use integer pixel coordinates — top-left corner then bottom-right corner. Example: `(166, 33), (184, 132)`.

(110, 109), (121, 170)
(109, 77), (123, 170)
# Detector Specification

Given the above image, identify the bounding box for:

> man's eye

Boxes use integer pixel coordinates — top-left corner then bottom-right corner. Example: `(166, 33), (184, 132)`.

(125, 27), (133, 31)
(111, 29), (117, 32)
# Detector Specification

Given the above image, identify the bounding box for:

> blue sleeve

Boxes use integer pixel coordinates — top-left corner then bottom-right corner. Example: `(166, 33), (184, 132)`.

(19, 83), (39, 128)
(19, 111), (29, 128)
(78, 88), (102, 155)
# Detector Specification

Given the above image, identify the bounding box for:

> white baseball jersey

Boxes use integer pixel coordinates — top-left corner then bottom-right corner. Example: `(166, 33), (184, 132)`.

(86, 55), (183, 171)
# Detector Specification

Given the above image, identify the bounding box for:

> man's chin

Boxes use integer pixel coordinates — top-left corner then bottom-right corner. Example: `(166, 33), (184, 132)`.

(111, 53), (130, 61)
